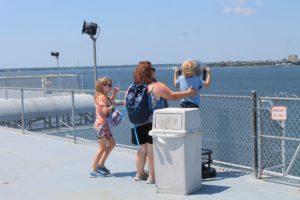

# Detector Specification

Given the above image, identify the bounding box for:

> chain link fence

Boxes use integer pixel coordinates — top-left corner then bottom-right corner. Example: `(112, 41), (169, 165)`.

(258, 96), (300, 181)
(166, 94), (255, 174)
(199, 94), (253, 170)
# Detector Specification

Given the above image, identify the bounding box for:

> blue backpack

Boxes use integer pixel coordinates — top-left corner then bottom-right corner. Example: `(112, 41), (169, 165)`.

(125, 84), (152, 125)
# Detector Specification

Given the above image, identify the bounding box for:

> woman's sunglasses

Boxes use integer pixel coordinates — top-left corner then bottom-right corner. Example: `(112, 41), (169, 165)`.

(151, 68), (156, 72)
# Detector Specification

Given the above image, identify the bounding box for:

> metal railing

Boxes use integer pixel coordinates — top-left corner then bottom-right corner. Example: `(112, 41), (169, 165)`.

(0, 74), (82, 99)
(1, 87), (299, 182)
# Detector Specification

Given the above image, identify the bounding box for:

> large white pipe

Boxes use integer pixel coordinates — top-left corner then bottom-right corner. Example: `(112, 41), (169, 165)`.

(0, 99), (22, 121)
(0, 94), (94, 122)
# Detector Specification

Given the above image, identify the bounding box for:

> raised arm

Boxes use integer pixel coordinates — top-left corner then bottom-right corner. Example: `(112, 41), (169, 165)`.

(203, 67), (211, 87)
(173, 67), (180, 89)
(109, 87), (120, 102)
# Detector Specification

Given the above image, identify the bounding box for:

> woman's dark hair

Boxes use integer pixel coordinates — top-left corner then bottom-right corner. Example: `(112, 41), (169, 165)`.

(133, 61), (155, 84)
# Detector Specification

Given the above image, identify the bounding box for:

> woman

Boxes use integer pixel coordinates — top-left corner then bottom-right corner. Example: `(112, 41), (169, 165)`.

(127, 61), (196, 184)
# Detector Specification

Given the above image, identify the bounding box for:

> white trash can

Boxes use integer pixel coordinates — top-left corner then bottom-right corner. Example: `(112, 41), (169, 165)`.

(149, 108), (202, 195)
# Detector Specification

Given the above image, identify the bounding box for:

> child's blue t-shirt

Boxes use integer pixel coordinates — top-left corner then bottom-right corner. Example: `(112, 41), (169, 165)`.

(175, 75), (203, 105)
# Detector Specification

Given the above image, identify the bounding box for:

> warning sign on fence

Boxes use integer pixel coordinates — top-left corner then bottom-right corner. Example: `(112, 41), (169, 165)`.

(271, 106), (287, 121)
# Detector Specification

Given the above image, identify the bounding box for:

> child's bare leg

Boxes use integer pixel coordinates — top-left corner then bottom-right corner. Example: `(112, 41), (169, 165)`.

(98, 137), (116, 166)
(91, 138), (106, 171)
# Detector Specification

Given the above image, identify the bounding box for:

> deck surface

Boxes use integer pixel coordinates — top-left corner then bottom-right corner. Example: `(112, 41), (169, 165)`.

(0, 127), (299, 200)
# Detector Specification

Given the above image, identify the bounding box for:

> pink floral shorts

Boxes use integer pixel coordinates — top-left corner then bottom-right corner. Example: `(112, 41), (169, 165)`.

(95, 124), (112, 139)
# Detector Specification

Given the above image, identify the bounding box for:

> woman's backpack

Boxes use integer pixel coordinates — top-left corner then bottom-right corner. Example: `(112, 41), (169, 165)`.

(125, 84), (152, 125)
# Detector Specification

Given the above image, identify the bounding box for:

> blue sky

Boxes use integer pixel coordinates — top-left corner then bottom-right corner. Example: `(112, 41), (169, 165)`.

(0, 0), (299, 68)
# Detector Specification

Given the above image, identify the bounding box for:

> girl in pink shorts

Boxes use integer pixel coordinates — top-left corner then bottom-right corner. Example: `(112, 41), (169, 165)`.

(89, 77), (119, 177)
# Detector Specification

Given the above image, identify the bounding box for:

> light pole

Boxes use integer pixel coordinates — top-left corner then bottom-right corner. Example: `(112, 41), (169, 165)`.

(82, 20), (100, 87)
(51, 51), (61, 89)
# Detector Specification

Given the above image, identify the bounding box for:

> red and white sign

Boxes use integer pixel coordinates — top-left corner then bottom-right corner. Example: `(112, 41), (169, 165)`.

(271, 106), (287, 121)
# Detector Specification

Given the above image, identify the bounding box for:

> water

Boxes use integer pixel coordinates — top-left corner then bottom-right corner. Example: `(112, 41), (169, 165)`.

(1, 65), (300, 96)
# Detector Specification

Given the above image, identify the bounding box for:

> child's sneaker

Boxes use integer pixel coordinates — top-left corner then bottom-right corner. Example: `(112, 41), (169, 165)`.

(89, 171), (99, 178)
(134, 173), (148, 181)
(96, 166), (109, 176)
(97, 165), (110, 173)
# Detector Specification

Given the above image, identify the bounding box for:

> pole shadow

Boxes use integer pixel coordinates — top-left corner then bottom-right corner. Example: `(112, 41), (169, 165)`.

(111, 171), (136, 178)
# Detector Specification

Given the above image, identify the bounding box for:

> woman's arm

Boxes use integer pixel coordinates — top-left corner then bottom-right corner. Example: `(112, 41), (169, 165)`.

(155, 82), (196, 100)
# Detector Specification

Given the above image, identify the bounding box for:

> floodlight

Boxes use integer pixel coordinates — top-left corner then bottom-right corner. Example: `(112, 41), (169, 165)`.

(82, 21), (98, 36)
(51, 52), (59, 57)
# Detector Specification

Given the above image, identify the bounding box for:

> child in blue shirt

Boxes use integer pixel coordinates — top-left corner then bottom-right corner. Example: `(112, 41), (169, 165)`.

(173, 60), (211, 108)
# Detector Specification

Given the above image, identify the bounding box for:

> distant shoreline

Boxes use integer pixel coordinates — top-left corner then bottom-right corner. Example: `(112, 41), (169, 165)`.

(209, 61), (300, 68)
(0, 61), (299, 72)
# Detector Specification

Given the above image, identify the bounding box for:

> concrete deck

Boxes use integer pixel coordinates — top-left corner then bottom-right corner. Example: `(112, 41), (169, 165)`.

(0, 127), (299, 200)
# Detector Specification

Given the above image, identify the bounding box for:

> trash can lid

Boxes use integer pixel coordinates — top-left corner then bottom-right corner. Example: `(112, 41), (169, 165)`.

(153, 108), (201, 131)
(149, 129), (201, 137)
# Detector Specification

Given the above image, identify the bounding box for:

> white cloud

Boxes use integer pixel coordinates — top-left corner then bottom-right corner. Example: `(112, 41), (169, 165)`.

(224, 6), (232, 13)
(256, 0), (264, 6)
(236, 0), (247, 4)
(223, 0), (263, 16)
(224, 5), (254, 15)
(224, 0), (247, 4)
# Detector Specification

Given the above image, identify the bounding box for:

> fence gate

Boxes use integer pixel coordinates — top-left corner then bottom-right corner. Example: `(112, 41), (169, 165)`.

(258, 95), (300, 181)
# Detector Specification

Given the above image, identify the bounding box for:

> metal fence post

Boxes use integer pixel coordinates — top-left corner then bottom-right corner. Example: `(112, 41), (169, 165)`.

(81, 72), (86, 89)
(251, 90), (258, 178)
(42, 77), (46, 97)
(21, 89), (25, 134)
(281, 120), (286, 175)
(76, 74), (80, 90)
(71, 91), (76, 143)
(257, 97), (262, 179)
(5, 78), (8, 100)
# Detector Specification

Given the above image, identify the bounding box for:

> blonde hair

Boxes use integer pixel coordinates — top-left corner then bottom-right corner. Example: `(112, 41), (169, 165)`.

(181, 60), (199, 77)
(94, 77), (112, 101)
